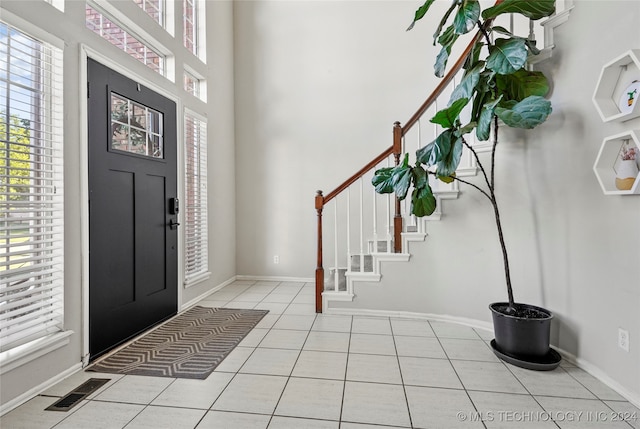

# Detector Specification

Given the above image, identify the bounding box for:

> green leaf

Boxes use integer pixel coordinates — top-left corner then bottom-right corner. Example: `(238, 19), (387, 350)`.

(412, 164), (428, 189)
(432, 1), (458, 45)
(431, 98), (469, 128)
(495, 95), (552, 129)
(470, 73), (493, 121)
(438, 24), (458, 47)
(434, 46), (451, 78)
(449, 62), (483, 105)
(438, 173), (456, 183)
(495, 69), (549, 101)
(436, 135), (463, 177)
(372, 156), (414, 200)
(482, 0), (556, 21)
(463, 40), (483, 70)
(407, 0), (437, 31)
(391, 164), (413, 201)
(454, 0), (480, 34)
(476, 96), (502, 141)
(491, 26), (513, 37)
(487, 38), (528, 75)
(411, 185), (437, 217)
(417, 129), (455, 166)
(525, 38), (541, 55)
(457, 122), (477, 136)
(372, 167), (395, 194)
(434, 26), (459, 78)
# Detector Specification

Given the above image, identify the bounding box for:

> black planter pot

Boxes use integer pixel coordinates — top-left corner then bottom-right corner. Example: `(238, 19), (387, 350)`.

(489, 302), (561, 370)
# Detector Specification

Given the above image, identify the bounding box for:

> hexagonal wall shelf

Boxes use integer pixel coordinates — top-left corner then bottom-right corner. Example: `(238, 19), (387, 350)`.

(592, 50), (640, 123)
(593, 130), (640, 195)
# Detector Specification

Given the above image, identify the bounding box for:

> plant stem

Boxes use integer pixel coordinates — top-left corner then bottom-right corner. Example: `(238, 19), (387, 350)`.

(462, 137), (491, 190)
(488, 118), (515, 311)
(451, 176), (492, 201)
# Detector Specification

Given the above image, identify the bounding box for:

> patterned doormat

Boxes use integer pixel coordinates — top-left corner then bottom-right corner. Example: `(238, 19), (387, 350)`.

(87, 306), (268, 379)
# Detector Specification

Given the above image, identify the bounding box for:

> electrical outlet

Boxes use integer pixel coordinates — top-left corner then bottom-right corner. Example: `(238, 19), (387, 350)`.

(273, 255), (280, 264)
(618, 328), (629, 352)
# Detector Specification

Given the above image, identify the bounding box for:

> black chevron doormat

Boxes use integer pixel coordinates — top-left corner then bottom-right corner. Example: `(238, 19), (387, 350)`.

(87, 306), (268, 379)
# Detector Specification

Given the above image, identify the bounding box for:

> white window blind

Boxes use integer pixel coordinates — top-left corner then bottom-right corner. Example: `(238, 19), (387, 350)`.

(184, 111), (208, 285)
(0, 21), (64, 352)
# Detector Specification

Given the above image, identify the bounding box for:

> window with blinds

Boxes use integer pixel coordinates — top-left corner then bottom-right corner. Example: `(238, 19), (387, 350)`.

(184, 111), (208, 285)
(0, 21), (65, 352)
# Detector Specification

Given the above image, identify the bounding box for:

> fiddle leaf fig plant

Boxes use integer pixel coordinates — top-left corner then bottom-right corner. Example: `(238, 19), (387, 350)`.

(372, 0), (555, 313)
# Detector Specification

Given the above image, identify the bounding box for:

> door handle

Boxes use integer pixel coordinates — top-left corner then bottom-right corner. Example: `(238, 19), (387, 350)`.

(169, 219), (180, 230)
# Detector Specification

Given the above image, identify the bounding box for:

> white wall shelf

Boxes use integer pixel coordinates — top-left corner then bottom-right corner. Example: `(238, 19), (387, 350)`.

(593, 130), (640, 195)
(592, 50), (640, 123)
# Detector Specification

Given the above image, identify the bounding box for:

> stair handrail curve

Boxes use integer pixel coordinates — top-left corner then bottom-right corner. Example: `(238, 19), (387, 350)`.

(315, 6), (501, 313)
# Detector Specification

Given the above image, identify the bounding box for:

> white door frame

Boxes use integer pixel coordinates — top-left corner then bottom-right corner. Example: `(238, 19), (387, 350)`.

(79, 45), (184, 365)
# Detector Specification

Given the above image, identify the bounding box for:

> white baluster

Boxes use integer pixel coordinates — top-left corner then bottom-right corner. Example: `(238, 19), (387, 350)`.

(334, 200), (339, 291)
(359, 178), (364, 272)
(372, 174), (378, 250)
(347, 187), (351, 272)
(386, 157), (391, 245)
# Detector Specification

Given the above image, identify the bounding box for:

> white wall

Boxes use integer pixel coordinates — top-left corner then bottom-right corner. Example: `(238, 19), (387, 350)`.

(0, 0), (236, 408)
(233, 0), (468, 278)
(234, 0), (640, 403)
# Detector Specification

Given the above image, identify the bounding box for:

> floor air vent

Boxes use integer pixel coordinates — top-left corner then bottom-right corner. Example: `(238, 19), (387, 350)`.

(45, 378), (110, 412)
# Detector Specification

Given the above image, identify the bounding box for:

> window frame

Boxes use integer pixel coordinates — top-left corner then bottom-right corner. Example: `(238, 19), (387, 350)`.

(183, 109), (209, 286)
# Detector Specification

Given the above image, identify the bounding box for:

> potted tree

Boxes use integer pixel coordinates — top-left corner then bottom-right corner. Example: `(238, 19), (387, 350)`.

(372, 0), (560, 369)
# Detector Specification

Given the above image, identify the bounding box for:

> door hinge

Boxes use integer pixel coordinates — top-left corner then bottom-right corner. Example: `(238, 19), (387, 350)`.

(87, 82), (90, 98)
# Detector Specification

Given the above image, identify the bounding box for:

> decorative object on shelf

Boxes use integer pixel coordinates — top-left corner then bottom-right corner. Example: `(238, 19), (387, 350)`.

(594, 130), (640, 195)
(615, 142), (638, 191)
(593, 50), (640, 122)
(372, 0), (559, 370)
(618, 80), (640, 114)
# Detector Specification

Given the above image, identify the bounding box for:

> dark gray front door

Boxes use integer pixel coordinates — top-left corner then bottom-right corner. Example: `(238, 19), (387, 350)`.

(87, 58), (178, 359)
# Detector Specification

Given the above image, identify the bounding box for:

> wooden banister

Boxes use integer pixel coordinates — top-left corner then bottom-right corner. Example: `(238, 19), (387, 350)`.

(315, 190), (324, 313)
(315, 3), (502, 312)
(402, 29), (484, 134)
(323, 145), (397, 204)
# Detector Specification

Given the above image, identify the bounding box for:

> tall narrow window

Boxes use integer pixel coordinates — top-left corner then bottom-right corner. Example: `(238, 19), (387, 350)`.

(0, 21), (64, 352)
(86, 3), (165, 76)
(183, 70), (200, 98)
(183, 0), (198, 56)
(133, 0), (164, 28)
(184, 111), (208, 285)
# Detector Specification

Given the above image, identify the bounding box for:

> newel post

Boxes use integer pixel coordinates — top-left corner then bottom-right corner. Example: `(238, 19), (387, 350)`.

(315, 190), (324, 313)
(393, 122), (403, 253)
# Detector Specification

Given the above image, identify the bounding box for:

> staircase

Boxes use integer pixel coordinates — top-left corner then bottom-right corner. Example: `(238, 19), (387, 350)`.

(314, 4), (569, 313)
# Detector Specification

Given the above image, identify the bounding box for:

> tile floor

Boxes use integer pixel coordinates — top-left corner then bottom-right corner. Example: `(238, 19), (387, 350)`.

(2, 280), (639, 429)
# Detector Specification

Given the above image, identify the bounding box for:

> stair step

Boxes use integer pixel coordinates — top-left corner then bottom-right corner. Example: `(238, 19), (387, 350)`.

(325, 268), (347, 292)
(368, 239), (394, 253)
(351, 254), (374, 272)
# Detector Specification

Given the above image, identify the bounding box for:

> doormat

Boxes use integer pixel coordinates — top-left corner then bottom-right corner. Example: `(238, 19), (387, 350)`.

(87, 306), (268, 379)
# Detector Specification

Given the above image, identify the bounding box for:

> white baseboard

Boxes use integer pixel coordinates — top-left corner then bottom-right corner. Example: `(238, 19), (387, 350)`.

(323, 306), (639, 408)
(180, 275), (237, 311)
(235, 275), (314, 283)
(325, 306), (493, 333)
(0, 363), (82, 416)
(554, 348), (640, 409)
